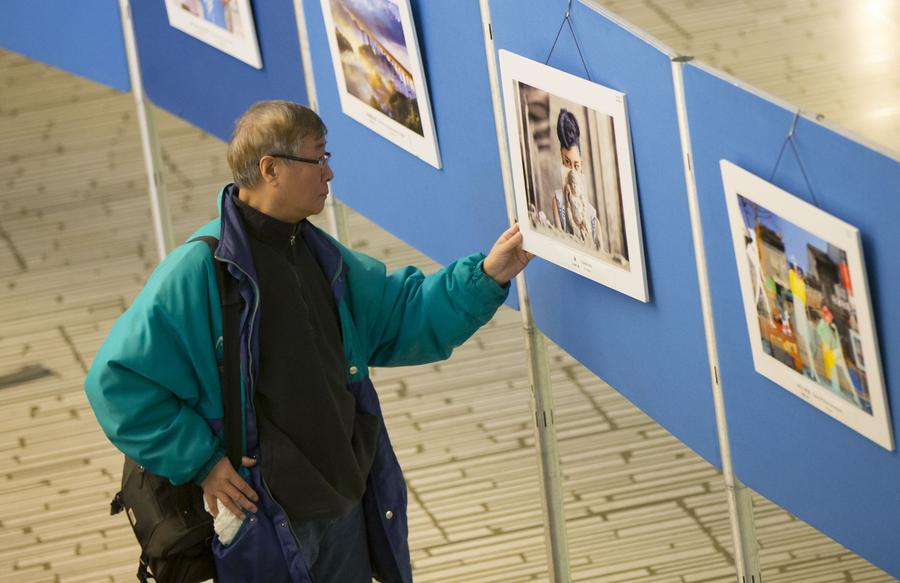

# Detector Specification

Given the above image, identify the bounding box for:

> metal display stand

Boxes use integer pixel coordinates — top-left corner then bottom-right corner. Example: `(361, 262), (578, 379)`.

(119, 0), (174, 261)
(479, 2), (572, 582)
(672, 55), (762, 583)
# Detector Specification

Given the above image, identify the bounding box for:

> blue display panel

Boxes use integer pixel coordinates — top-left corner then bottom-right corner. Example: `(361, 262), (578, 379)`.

(684, 62), (900, 577)
(130, 0), (308, 141)
(488, 0), (720, 466)
(300, 0), (514, 284)
(0, 0), (130, 92)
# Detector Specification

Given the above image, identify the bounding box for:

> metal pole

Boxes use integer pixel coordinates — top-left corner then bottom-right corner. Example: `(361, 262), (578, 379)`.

(292, 0), (351, 245)
(119, 0), (174, 261)
(671, 56), (762, 582)
(327, 197), (352, 245)
(479, 2), (571, 581)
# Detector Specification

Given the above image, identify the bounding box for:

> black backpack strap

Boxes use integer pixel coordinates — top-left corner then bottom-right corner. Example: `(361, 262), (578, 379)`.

(191, 236), (244, 471)
(137, 551), (154, 582)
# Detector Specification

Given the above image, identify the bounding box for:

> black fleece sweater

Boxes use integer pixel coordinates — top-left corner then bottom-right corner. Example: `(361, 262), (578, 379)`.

(235, 197), (379, 523)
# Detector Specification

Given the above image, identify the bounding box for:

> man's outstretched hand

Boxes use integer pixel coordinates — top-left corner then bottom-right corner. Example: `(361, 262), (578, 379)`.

(483, 224), (534, 286)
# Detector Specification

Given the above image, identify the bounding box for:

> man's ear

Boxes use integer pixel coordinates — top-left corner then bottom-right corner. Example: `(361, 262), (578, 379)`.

(258, 156), (279, 185)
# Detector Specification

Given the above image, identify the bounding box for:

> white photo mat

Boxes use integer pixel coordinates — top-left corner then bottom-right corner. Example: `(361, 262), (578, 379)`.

(721, 160), (893, 450)
(319, 0), (441, 168)
(164, 0), (262, 69)
(499, 50), (648, 302)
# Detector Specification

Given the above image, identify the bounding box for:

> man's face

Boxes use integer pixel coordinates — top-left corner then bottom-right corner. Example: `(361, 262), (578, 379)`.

(561, 145), (583, 173)
(274, 136), (333, 220)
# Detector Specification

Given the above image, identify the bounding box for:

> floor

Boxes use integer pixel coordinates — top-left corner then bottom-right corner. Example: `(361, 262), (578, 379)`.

(0, 1), (897, 582)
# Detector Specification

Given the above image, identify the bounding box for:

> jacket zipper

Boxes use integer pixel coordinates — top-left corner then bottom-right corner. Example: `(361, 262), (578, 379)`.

(285, 231), (348, 554)
(288, 227), (312, 321)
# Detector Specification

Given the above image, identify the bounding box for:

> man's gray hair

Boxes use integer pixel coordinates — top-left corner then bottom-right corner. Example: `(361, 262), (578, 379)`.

(227, 100), (326, 189)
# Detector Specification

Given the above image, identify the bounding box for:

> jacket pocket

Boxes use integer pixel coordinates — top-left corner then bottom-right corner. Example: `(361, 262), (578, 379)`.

(212, 511), (293, 583)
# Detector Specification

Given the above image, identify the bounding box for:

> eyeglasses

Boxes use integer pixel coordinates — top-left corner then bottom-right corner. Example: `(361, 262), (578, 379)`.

(268, 151), (332, 171)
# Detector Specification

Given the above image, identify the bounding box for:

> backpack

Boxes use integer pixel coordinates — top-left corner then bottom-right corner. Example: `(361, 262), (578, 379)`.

(109, 236), (243, 583)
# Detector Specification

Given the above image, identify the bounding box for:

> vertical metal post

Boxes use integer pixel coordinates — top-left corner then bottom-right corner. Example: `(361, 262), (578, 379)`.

(480, 2), (571, 581)
(119, 0), (174, 261)
(292, 0), (351, 245)
(327, 196), (352, 244)
(671, 56), (762, 582)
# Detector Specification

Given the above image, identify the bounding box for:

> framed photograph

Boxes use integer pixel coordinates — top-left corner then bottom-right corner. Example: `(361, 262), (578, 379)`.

(320, 0), (441, 168)
(499, 50), (648, 302)
(721, 160), (893, 450)
(164, 0), (262, 69)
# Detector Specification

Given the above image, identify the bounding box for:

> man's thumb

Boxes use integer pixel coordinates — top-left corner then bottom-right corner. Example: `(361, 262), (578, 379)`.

(501, 231), (523, 251)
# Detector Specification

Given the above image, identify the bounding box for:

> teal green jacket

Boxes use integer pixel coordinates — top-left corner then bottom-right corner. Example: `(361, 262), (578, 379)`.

(84, 189), (508, 582)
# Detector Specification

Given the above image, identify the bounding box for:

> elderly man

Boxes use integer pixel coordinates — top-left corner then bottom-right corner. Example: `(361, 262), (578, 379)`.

(85, 100), (530, 582)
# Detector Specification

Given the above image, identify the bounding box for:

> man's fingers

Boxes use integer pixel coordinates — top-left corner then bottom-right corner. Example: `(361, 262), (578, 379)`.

(241, 456), (257, 467)
(205, 494), (219, 518)
(222, 483), (258, 514)
(233, 474), (259, 502)
(219, 484), (250, 516)
(236, 492), (258, 514)
(199, 457), (260, 519)
(221, 497), (244, 519)
(500, 231), (524, 251)
(502, 230), (522, 244)
(496, 224), (520, 244)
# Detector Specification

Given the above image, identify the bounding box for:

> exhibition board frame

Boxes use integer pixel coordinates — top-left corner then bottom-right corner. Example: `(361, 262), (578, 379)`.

(682, 60), (900, 577)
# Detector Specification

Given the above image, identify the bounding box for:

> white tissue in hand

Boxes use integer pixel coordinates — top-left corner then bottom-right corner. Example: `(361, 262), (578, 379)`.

(204, 498), (246, 545)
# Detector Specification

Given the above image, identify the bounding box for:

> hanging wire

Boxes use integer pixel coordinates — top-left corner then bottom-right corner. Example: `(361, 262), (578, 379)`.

(769, 110), (821, 207)
(544, 0), (593, 81)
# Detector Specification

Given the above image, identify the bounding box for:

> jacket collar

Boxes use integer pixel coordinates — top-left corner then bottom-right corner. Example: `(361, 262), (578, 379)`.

(233, 195), (301, 250)
(214, 184), (348, 299)
(215, 184), (259, 285)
